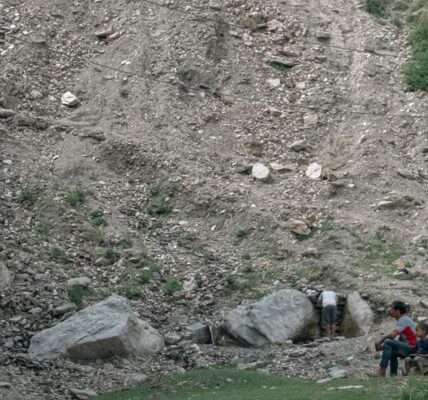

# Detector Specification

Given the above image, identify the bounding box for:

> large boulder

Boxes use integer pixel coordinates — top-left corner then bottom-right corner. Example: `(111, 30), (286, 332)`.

(224, 289), (319, 346)
(340, 291), (374, 336)
(28, 295), (164, 361)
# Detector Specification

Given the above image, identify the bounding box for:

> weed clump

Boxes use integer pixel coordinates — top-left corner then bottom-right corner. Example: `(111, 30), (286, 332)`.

(364, 0), (389, 17)
(68, 285), (90, 309)
(90, 210), (107, 227)
(163, 278), (182, 296)
(66, 188), (86, 206)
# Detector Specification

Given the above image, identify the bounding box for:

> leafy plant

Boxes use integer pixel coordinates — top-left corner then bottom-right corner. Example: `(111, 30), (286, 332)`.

(90, 209), (107, 227)
(163, 278), (183, 296)
(68, 285), (90, 309)
(66, 188), (86, 206)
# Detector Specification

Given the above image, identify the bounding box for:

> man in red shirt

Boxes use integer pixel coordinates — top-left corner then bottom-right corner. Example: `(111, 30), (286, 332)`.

(375, 300), (417, 377)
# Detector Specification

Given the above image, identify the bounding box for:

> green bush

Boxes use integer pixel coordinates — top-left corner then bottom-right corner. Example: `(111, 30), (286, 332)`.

(364, 0), (389, 17)
(68, 285), (90, 309)
(405, 18), (428, 91)
(90, 209), (107, 227)
(402, 378), (428, 400)
(66, 188), (86, 206)
(163, 278), (182, 296)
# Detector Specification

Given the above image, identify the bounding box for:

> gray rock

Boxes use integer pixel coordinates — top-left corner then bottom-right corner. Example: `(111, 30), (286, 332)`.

(53, 303), (77, 317)
(340, 291), (373, 336)
(70, 388), (97, 399)
(188, 323), (212, 344)
(0, 262), (11, 289)
(0, 382), (11, 388)
(224, 289), (319, 346)
(376, 195), (422, 210)
(125, 373), (147, 386)
(67, 276), (91, 288)
(61, 92), (80, 107)
(284, 219), (311, 236)
(289, 140), (308, 152)
(0, 108), (15, 118)
(28, 295), (164, 361)
(329, 366), (348, 379)
(252, 163), (270, 181)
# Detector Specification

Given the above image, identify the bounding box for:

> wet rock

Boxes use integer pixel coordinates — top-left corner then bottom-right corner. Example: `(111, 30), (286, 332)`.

(224, 289), (319, 346)
(340, 292), (373, 336)
(28, 295), (164, 361)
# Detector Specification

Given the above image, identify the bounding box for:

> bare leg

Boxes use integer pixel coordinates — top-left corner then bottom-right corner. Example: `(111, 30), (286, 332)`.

(325, 326), (331, 340)
(331, 324), (336, 340)
(416, 359), (424, 375)
(404, 358), (411, 375)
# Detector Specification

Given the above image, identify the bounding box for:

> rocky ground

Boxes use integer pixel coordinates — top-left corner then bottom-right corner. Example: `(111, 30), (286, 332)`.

(1, 0), (428, 398)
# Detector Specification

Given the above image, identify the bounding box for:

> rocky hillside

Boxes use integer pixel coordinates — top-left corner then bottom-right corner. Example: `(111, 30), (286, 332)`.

(0, 0), (427, 398)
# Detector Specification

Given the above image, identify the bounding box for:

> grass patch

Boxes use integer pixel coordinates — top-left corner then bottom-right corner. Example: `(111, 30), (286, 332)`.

(402, 377), (428, 400)
(90, 209), (107, 227)
(95, 367), (402, 400)
(66, 188), (86, 206)
(163, 278), (183, 296)
(364, 0), (389, 17)
(49, 247), (70, 264)
(81, 224), (105, 245)
(104, 248), (120, 264)
(405, 17), (428, 91)
(120, 285), (143, 300)
(118, 235), (134, 249)
(235, 227), (253, 243)
(68, 285), (90, 309)
(20, 189), (42, 206)
(36, 220), (51, 240)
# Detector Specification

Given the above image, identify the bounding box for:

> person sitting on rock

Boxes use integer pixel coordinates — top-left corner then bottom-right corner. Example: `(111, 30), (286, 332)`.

(375, 300), (417, 377)
(403, 322), (428, 375)
(317, 290), (338, 341)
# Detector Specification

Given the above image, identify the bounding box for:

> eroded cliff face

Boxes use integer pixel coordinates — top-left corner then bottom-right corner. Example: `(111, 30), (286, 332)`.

(0, 0), (427, 397)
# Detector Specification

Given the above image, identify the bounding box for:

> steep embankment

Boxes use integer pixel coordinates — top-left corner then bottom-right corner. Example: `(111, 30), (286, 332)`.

(0, 0), (427, 398)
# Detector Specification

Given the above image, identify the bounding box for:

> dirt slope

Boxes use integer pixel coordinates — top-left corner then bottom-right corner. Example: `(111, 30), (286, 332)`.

(0, 0), (428, 398)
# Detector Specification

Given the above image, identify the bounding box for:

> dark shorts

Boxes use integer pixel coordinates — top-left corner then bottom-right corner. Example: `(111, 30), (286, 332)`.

(322, 305), (337, 326)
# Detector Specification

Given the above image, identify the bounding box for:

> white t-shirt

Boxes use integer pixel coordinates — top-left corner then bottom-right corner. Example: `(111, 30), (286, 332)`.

(321, 291), (337, 307)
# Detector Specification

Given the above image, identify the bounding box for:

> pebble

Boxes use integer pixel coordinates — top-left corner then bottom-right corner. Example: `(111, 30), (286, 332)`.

(61, 92), (80, 107)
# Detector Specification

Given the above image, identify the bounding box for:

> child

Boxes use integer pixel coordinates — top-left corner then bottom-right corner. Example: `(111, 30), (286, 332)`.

(404, 322), (428, 375)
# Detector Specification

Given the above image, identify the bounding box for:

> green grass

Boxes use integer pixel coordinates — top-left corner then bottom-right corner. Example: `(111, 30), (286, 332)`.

(405, 17), (428, 91)
(49, 247), (70, 264)
(163, 278), (183, 296)
(402, 377), (428, 400)
(94, 367), (403, 400)
(66, 188), (86, 206)
(364, 0), (389, 17)
(235, 227), (253, 243)
(20, 189), (42, 206)
(120, 285), (143, 300)
(90, 209), (107, 227)
(68, 285), (90, 309)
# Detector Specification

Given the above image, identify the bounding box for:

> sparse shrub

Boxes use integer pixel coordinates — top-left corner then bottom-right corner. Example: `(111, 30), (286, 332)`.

(137, 269), (153, 284)
(119, 236), (133, 249)
(163, 278), (182, 296)
(66, 188), (86, 206)
(120, 285), (143, 300)
(364, 0), (389, 17)
(90, 209), (107, 227)
(401, 378), (428, 400)
(49, 247), (70, 264)
(36, 220), (51, 239)
(104, 248), (120, 264)
(235, 227), (252, 243)
(405, 17), (428, 91)
(20, 189), (41, 206)
(68, 285), (90, 309)
(146, 199), (173, 216)
(81, 224), (105, 245)
(393, 1), (409, 11)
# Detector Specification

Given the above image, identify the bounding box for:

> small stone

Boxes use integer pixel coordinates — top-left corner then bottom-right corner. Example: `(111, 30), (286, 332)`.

(316, 31), (331, 40)
(53, 303), (77, 317)
(67, 276), (91, 288)
(302, 248), (319, 257)
(0, 382), (12, 389)
(419, 300), (428, 309)
(329, 366), (348, 379)
(306, 163), (322, 179)
(288, 347), (308, 357)
(289, 140), (308, 152)
(267, 57), (296, 68)
(95, 26), (113, 38)
(208, 0), (222, 10)
(267, 19), (281, 32)
(61, 92), (80, 107)
(0, 262), (11, 289)
(269, 162), (297, 172)
(126, 373), (147, 386)
(70, 388), (97, 399)
(284, 219), (311, 236)
(303, 114), (318, 127)
(267, 78), (281, 89)
(296, 82), (306, 90)
(0, 108), (15, 118)
(252, 163), (270, 181)
(3, 159), (12, 165)
(183, 277), (198, 292)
